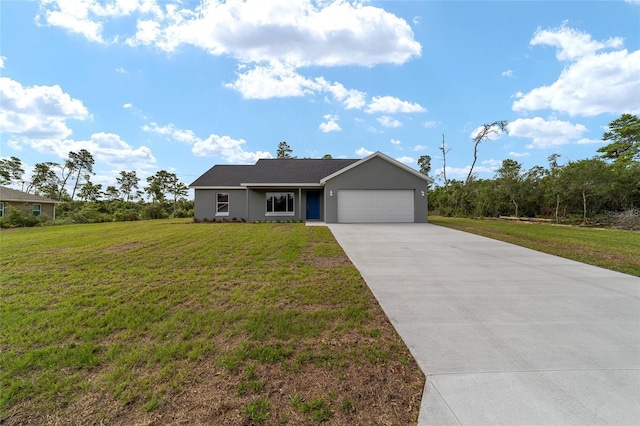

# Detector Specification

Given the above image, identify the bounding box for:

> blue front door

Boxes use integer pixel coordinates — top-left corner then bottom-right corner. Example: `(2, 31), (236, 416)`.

(306, 191), (321, 220)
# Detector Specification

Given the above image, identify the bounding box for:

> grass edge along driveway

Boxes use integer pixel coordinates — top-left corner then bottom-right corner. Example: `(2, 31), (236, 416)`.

(1, 220), (424, 425)
(430, 217), (640, 277)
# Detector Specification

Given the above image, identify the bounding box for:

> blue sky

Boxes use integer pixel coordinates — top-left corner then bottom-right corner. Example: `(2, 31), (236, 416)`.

(1, 0), (639, 193)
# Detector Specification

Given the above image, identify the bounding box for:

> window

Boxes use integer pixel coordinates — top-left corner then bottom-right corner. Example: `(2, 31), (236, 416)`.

(216, 192), (229, 216)
(32, 204), (41, 216)
(0, 202), (3, 217)
(266, 192), (294, 216)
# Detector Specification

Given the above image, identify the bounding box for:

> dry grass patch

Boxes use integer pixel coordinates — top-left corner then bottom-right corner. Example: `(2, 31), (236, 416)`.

(1, 220), (424, 425)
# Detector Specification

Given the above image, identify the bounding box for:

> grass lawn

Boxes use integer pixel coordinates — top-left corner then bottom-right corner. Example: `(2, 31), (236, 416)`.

(0, 220), (424, 425)
(430, 217), (640, 277)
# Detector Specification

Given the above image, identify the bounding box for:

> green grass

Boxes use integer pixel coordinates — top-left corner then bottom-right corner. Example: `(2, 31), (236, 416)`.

(244, 397), (270, 422)
(0, 220), (422, 423)
(430, 217), (640, 277)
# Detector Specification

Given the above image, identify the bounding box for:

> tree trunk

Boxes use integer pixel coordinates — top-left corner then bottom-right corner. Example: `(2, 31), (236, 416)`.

(71, 169), (82, 200)
(555, 194), (560, 224)
(582, 189), (587, 224)
(513, 200), (518, 217)
(440, 135), (449, 190)
(466, 140), (480, 185)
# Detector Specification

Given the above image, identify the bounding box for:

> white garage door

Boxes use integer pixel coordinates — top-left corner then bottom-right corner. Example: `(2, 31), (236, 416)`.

(337, 190), (414, 223)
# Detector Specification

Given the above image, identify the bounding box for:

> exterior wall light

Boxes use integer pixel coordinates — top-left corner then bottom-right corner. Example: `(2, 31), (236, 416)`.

(421, 191), (425, 197)
(329, 190), (333, 196)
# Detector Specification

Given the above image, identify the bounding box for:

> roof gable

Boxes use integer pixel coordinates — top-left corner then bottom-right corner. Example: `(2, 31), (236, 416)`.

(0, 186), (60, 203)
(320, 151), (434, 184)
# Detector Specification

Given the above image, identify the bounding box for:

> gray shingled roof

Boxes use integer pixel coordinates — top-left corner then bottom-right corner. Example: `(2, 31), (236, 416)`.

(0, 186), (60, 203)
(190, 158), (360, 187)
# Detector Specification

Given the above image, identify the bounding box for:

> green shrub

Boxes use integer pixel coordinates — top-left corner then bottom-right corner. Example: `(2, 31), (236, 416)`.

(141, 203), (168, 220)
(71, 204), (112, 223)
(0, 206), (44, 228)
(114, 209), (139, 221)
(172, 207), (193, 218)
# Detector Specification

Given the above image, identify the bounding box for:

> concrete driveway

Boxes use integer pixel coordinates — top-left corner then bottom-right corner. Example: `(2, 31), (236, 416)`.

(328, 223), (640, 425)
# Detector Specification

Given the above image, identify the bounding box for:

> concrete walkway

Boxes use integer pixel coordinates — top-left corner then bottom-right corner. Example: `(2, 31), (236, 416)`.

(328, 223), (640, 425)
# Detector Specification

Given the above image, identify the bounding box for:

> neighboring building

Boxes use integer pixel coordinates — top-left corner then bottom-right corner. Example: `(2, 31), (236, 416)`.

(190, 151), (434, 223)
(0, 186), (59, 220)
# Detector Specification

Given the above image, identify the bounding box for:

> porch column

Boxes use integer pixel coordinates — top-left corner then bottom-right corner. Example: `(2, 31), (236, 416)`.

(298, 188), (302, 221)
(245, 189), (249, 221)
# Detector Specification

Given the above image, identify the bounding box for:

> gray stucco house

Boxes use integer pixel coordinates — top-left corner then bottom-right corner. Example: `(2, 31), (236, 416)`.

(190, 151), (434, 223)
(0, 186), (59, 220)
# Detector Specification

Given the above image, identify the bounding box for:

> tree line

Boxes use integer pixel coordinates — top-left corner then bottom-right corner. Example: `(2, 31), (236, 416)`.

(427, 114), (640, 229)
(1, 150), (192, 225)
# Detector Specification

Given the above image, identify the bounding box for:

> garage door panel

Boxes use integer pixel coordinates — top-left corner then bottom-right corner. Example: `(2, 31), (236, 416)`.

(338, 190), (414, 223)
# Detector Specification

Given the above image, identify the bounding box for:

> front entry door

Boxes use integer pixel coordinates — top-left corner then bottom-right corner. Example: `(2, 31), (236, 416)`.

(306, 191), (321, 220)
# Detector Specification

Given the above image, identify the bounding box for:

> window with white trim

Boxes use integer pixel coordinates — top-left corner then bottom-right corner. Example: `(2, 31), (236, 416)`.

(0, 202), (4, 217)
(32, 204), (41, 216)
(266, 192), (294, 216)
(216, 193), (229, 216)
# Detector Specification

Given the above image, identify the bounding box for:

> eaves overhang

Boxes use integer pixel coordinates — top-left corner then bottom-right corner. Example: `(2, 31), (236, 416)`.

(240, 183), (323, 188)
(189, 186), (246, 190)
(1, 198), (60, 203)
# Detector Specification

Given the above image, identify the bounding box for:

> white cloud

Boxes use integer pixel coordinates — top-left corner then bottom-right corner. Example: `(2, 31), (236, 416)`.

(143, 122), (197, 143)
(530, 22), (623, 61)
(436, 160), (505, 180)
(482, 159), (502, 169)
(501, 70), (513, 77)
(412, 16), (422, 25)
(442, 166), (470, 179)
(508, 117), (588, 149)
(469, 124), (505, 141)
(126, 0), (421, 67)
(377, 116), (402, 128)
(0, 77), (89, 139)
(508, 151), (530, 158)
(193, 134), (273, 164)
(18, 132), (156, 171)
(413, 144), (427, 151)
(225, 61), (319, 99)
(366, 96), (426, 114)
(423, 120), (439, 128)
(122, 103), (133, 109)
(36, 0), (163, 43)
(390, 138), (401, 145)
(321, 80), (367, 109)
(396, 156), (415, 165)
(319, 114), (341, 133)
(38, 1), (421, 67)
(514, 25), (639, 116)
(355, 147), (374, 156)
(115, 67), (127, 74)
(142, 120), (272, 163)
(225, 62), (367, 110)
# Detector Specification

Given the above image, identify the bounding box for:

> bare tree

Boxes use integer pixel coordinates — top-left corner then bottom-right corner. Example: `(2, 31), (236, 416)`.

(466, 121), (508, 185)
(438, 134), (451, 190)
